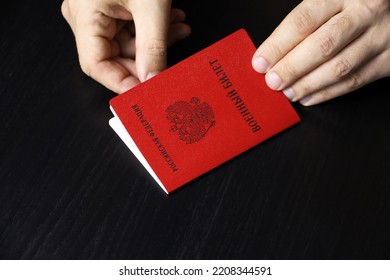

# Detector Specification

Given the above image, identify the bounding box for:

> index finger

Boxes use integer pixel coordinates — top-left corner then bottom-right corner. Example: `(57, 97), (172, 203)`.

(252, 0), (342, 73)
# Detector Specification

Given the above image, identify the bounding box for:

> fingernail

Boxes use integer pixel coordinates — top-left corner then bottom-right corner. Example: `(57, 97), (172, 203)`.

(282, 87), (294, 101)
(266, 71), (282, 90)
(299, 95), (313, 106)
(252, 56), (269, 73)
(146, 71), (159, 81)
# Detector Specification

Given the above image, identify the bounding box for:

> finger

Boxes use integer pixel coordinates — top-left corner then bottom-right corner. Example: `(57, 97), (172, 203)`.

(123, 8), (186, 36)
(69, 6), (133, 92)
(90, 58), (140, 94)
(61, 0), (77, 34)
(63, 0), (141, 93)
(115, 28), (136, 58)
(116, 20), (128, 33)
(113, 56), (138, 78)
(265, 7), (370, 91)
(252, 0), (342, 73)
(85, 32), (140, 93)
(170, 8), (186, 23)
(61, 1), (72, 29)
(115, 22), (190, 59)
(130, 0), (172, 81)
(299, 51), (390, 106)
(167, 22), (191, 46)
(284, 31), (379, 102)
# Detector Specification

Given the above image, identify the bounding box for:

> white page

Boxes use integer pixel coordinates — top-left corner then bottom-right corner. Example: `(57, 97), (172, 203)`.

(109, 106), (167, 194)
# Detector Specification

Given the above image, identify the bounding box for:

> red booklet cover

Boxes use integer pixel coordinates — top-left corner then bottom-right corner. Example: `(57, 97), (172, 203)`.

(109, 29), (300, 194)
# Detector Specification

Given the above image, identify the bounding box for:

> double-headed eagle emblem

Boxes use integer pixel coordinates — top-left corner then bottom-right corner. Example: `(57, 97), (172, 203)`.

(166, 97), (216, 144)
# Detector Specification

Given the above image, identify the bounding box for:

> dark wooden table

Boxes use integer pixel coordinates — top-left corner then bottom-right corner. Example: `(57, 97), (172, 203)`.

(1, 0), (389, 260)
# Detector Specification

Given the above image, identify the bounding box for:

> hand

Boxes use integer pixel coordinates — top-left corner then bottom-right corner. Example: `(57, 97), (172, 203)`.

(252, 0), (390, 106)
(61, 0), (191, 93)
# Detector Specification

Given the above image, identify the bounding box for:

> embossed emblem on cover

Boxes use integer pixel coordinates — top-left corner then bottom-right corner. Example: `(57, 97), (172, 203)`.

(166, 97), (216, 144)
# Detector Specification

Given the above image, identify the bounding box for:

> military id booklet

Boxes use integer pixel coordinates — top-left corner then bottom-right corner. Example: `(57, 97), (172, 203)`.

(109, 29), (300, 194)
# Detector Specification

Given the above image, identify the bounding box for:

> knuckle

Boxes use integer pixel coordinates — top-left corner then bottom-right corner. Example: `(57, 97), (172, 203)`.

(143, 39), (167, 57)
(319, 34), (336, 58)
(294, 79), (313, 101)
(61, 1), (68, 18)
(292, 8), (315, 34)
(316, 87), (331, 101)
(359, 42), (371, 55)
(336, 15), (353, 31)
(334, 58), (353, 78)
(300, 79), (314, 96)
(61, 0), (80, 28)
(348, 73), (363, 90)
(268, 40), (284, 58)
(283, 61), (299, 78)
(79, 60), (92, 77)
(62, 0), (77, 15)
(365, 0), (390, 15)
(318, 15), (353, 59)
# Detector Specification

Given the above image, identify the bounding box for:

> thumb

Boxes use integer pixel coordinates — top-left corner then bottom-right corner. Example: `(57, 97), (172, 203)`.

(130, 0), (172, 82)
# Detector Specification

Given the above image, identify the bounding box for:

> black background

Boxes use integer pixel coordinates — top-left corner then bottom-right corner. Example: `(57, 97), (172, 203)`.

(1, 0), (389, 259)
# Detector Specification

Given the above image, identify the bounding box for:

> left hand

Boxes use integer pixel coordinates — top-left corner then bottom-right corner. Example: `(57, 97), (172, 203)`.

(252, 0), (390, 106)
(61, 0), (191, 94)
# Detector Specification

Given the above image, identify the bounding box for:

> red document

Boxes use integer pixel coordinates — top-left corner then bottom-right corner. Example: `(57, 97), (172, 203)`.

(109, 29), (300, 194)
